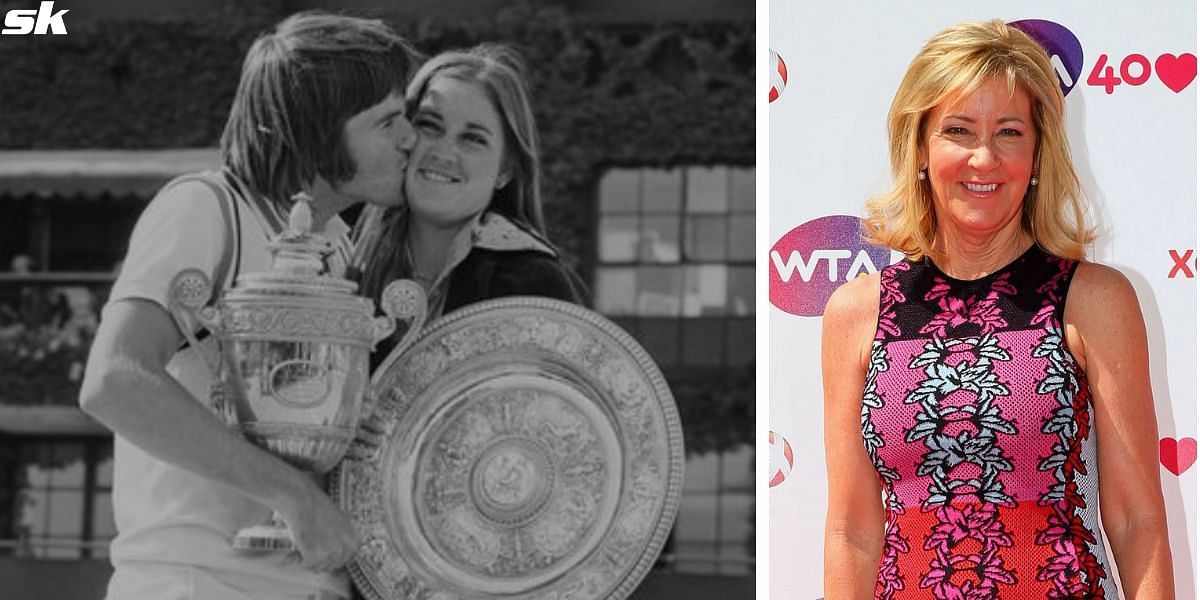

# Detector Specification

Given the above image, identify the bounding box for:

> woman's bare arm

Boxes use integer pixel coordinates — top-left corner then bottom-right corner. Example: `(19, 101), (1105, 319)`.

(1065, 262), (1173, 599)
(822, 272), (885, 598)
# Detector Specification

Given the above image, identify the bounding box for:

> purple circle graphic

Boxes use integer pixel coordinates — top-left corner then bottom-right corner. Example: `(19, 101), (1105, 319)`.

(1009, 19), (1084, 97)
(769, 215), (893, 317)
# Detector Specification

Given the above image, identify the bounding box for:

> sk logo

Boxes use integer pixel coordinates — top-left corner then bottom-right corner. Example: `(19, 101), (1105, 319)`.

(1009, 19), (1084, 97)
(769, 49), (787, 103)
(1, 1), (68, 35)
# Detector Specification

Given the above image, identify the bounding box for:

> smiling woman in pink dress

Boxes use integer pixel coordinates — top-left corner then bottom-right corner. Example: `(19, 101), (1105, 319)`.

(821, 20), (1173, 599)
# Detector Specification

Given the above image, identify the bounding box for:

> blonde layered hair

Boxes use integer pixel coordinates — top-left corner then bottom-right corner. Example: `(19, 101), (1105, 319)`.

(864, 20), (1093, 261)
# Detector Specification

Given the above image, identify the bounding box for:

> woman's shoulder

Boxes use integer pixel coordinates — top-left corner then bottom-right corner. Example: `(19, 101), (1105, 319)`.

(826, 271), (881, 318)
(474, 246), (567, 273)
(1068, 261), (1140, 312)
(822, 272), (880, 374)
(823, 271), (881, 342)
(1070, 260), (1134, 291)
(1061, 260), (1150, 378)
(478, 248), (577, 288)
(1065, 260), (1142, 331)
(451, 247), (584, 306)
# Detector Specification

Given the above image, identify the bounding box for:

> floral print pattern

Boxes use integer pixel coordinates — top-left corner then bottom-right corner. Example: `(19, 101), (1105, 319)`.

(876, 261), (911, 340)
(1031, 328), (1108, 595)
(866, 268), (909, 597)
(919, 273), (1016, 337)
(863, 247), (1116, 598)
(904, 334), (1015, 508)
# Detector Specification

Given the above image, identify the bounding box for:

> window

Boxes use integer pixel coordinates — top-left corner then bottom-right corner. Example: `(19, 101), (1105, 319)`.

(594, 166), (754, 369)
(673, 445), (754, 575)
(0, 197), (140, 274)
(592, 166), (756, 576)
(0, 437), (114, 559)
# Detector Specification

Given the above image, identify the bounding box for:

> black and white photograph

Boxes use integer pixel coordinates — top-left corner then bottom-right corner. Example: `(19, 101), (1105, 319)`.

(0, 1), (753, 598)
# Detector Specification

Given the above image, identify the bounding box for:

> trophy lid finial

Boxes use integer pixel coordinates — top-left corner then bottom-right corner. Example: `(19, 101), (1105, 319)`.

(269, 194), (330, 276)
(288, 195), (314, 235)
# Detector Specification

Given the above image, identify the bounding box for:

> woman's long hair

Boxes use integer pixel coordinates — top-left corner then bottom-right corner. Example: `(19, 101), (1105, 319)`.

(355, 44), (548, 304)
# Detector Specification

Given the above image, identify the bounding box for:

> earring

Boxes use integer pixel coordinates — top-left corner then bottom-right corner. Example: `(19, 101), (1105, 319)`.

(1030, 174), (1039, 186)
(917, 169), (926, 181)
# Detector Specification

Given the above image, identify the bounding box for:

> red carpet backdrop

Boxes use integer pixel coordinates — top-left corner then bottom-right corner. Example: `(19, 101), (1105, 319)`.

(768, 1), (1196, 597)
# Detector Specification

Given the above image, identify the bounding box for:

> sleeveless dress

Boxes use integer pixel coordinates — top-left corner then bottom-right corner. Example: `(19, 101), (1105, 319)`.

(862, 245), (1118, 599)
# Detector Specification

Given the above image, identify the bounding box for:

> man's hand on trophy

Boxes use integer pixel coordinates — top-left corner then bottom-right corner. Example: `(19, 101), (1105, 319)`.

(278, 476), (363, 572)
(346, 410), (387, 460)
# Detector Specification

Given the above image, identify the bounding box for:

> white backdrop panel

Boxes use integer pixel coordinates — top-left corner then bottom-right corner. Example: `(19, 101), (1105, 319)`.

(768, 2), (1196, 598)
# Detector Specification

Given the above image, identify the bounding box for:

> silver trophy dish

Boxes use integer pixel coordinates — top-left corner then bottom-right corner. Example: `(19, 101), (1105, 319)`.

(168, 199), (426, 552)
(336, 297), (684, 600)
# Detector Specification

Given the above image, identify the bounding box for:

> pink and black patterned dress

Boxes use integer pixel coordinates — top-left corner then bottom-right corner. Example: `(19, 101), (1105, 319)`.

(863, 245), (1117, 599)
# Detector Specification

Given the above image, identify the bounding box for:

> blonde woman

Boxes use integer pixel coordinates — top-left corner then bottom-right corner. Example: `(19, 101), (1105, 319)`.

(822, 20), (1173, 599)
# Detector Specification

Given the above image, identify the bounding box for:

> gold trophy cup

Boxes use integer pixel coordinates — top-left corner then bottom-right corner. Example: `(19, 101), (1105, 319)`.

(169, 199), (426, 551)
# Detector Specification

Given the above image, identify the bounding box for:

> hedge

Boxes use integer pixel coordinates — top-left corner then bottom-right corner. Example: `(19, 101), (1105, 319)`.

(0, 3), (754, 454)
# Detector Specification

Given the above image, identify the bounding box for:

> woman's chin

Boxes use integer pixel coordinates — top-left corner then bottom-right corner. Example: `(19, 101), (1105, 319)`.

(408, 207), (479, 229)
(940, 207), (1023, 235)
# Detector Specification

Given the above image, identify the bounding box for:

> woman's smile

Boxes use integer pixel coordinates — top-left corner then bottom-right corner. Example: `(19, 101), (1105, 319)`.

(961, 182), (1000, 195)
(416, 167), (461, 184)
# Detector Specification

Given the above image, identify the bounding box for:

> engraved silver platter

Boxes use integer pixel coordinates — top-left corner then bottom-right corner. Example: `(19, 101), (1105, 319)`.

(334, 297), (684, 600)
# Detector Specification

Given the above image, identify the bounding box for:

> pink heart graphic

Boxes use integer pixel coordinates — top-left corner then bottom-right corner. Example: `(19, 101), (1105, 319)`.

(1155, 53), (1196, 93)
(1160, 437), (1197, 475)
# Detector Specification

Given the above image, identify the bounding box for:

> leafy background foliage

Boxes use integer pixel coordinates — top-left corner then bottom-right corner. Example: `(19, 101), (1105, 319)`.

(0, 3), (753, 453)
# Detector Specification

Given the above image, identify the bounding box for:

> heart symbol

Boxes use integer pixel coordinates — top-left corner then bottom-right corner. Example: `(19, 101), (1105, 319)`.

(1155, 53), (1196, 93)
(1160, 437), (1197, 475)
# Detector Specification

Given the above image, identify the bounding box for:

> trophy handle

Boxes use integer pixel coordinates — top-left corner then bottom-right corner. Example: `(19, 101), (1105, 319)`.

(168, 269), (225, 378)
(364, 280), (428, 421)
(374, 279), (428, 356)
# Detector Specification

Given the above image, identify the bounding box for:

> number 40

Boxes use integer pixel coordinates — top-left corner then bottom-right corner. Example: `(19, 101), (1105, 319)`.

(1087, 53), (1153, 94)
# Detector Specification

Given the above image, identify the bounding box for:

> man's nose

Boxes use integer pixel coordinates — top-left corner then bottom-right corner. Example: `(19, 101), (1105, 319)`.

(395, 119), (416, 150)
